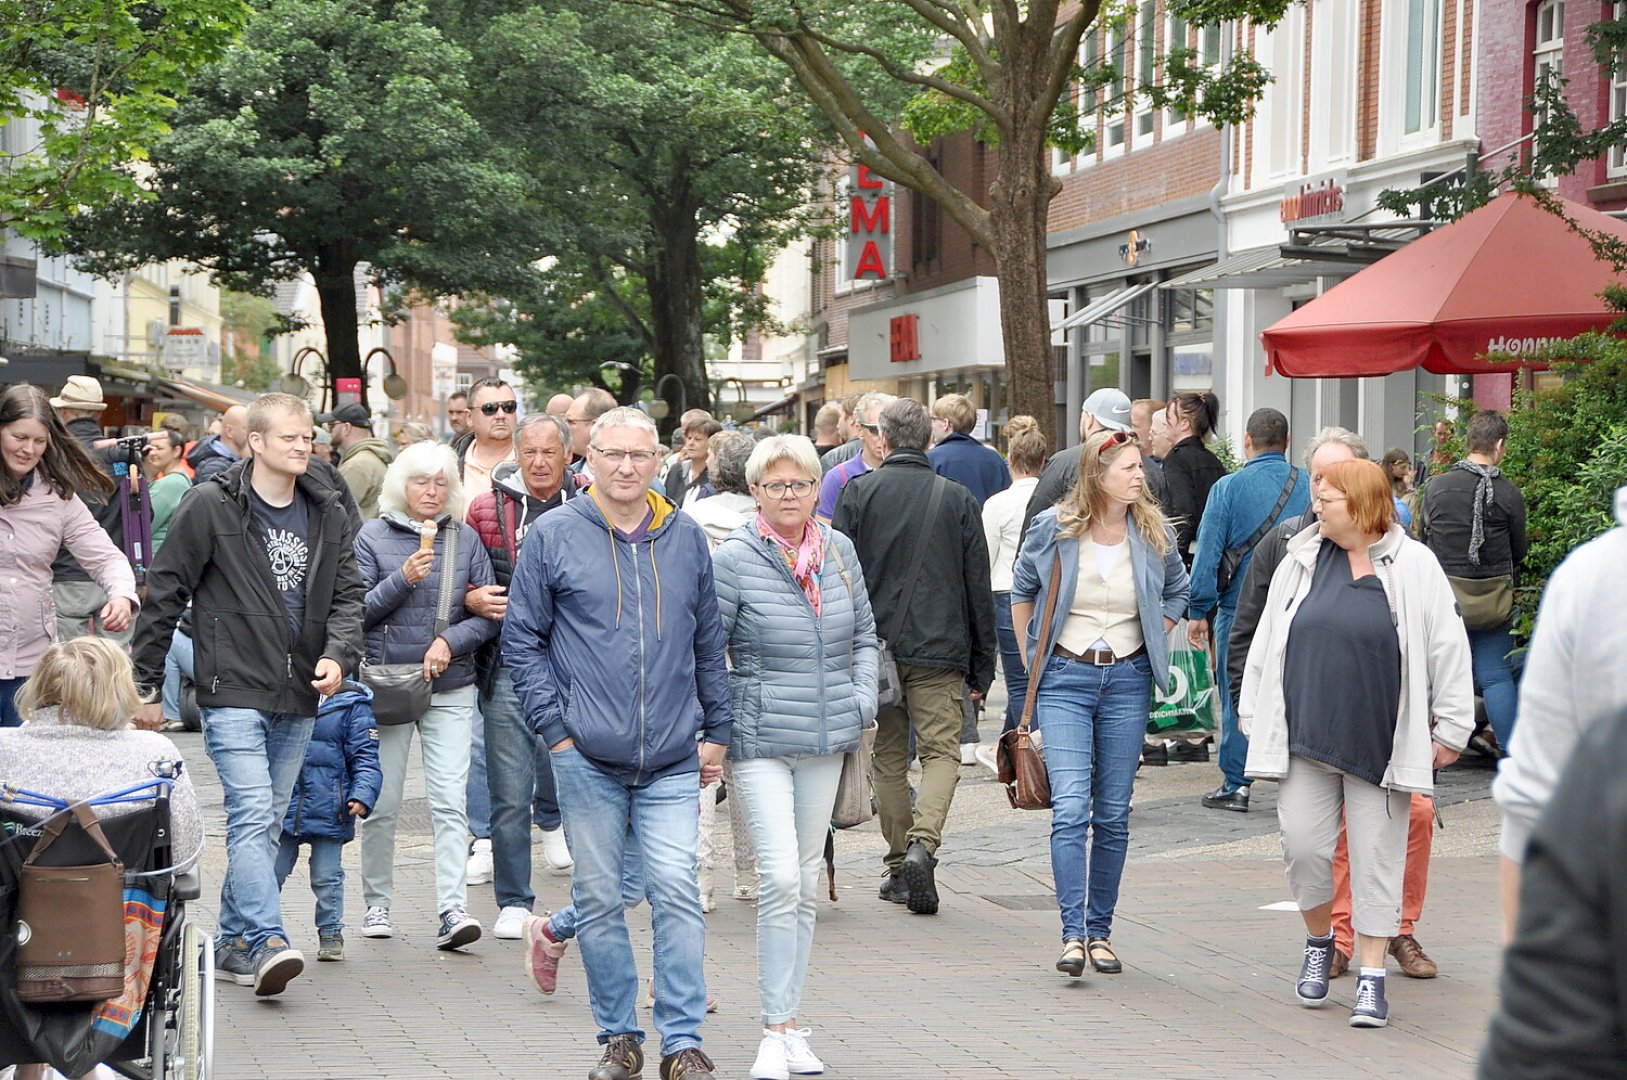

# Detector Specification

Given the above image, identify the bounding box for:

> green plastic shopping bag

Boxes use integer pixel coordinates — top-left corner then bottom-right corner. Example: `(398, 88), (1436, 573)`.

(1147, 619), (1220, 734)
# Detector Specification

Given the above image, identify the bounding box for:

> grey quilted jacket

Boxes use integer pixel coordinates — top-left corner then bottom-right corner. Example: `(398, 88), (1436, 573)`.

(711, 522), (880, 760)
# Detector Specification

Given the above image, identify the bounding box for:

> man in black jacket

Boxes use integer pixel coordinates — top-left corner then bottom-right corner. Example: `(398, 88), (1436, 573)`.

(833, 397), (996, 916)
(132, 392), (365, 999)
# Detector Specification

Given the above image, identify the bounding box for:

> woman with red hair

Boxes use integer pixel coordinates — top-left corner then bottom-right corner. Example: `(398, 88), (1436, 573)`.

(1240, 459), (1473, 1029)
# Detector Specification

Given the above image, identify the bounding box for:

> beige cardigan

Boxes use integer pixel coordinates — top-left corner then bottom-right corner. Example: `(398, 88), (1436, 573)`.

(1240, 523), (1475, 794)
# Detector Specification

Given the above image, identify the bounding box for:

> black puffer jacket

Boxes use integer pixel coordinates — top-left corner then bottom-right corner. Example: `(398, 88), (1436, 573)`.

(131, 460), (366, 717)
(1163, 436), (1228, 563)
(831, 449), (996, 693)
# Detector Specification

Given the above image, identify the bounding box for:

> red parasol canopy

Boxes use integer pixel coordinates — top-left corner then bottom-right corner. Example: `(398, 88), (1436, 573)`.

(1260, 193), (1627, 377)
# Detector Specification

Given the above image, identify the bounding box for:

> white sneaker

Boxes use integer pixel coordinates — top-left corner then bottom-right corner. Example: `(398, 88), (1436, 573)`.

(750, 1031), (790, 1080)
(733, 882), (758, 902)
(540, 826), (573, 871)
(466, 838), (494, 886)
(960, 742), (979, 766)
(360, 906), (393, 938)
(493, 905), (530, 940)
(781, 1028), (825, 1075)
(974, 743), (1000, 777)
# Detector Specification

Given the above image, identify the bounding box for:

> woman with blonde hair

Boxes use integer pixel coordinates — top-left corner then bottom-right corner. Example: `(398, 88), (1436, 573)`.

(1242, 459), (1472, 1028)
(1010, 430), (1189, 978)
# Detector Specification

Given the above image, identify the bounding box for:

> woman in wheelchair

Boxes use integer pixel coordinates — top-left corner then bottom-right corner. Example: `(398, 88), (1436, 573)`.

(1, 637), (205, 1080)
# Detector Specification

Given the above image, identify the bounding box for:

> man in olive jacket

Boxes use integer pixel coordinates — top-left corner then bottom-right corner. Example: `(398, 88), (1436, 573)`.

(832, 397), (995, 916)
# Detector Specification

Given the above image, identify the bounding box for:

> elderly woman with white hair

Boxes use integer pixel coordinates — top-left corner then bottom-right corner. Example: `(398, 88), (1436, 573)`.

(354, 440), (499, 952)
(711, 434), (879, 1080)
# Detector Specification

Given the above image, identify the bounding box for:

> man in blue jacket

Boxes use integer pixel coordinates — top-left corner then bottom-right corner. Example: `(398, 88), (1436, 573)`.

(1187, 407), (1310, 812)
(927, 392), (1010, 505)
(503, 406), (730, 1080)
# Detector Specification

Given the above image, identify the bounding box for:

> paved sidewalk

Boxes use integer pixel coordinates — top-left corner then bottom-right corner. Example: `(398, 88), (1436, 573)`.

(181, 712), (1505, 1080)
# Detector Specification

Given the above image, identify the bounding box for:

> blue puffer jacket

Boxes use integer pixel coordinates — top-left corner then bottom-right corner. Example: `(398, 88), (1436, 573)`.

(355, 511), (499, 692)
(282, 684), (383, 842)
(712, 522), (879, 761)
(503, 489), (731, 786)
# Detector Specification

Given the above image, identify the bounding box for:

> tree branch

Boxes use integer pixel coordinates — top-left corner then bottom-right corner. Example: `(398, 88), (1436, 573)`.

(889, 0), (997, 80)
(1045, 0), (1103, 108)
(792, 19), (1000, 118)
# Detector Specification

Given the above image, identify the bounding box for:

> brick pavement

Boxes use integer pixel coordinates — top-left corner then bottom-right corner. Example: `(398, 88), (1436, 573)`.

(179, 716), (1505, 1080)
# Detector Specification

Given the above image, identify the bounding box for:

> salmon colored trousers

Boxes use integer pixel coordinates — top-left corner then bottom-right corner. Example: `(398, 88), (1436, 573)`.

(1331, 792), (1434, 956)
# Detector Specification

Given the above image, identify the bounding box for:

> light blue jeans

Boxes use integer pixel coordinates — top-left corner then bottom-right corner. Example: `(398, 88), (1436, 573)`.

(473, 664), (549, 910)
(551, 836), (646, 940)
(1035, 651), (1153, 942)
(360, 685), (476, 916)
(731, 752), (844, 1025)
(201, 707), (316, 955)
(551, 746), (707, 1057)
(275, 834), (346, 934)
(161, 631), (195, 723)
(1468, 623), (1520, 747)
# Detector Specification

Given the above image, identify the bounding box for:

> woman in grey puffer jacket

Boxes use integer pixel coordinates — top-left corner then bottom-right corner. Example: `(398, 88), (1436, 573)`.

(353, 441), (497, 953)
(711, 435), (878, 1080)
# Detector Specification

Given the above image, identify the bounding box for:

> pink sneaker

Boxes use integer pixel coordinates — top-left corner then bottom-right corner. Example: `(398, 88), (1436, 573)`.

(523, 914), (567, 995)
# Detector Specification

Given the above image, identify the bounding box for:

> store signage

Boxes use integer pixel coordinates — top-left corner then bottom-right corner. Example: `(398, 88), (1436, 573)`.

(847, 149), (892, 281)
(336, 377), (363, 408)
(889, 314), (920, 362)
(1280, 172), (1348, 224)
(161, 327), (206, 372)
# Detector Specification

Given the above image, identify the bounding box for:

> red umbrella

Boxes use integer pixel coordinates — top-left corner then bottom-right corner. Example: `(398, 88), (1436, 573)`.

(1260, 192), (1627, 377)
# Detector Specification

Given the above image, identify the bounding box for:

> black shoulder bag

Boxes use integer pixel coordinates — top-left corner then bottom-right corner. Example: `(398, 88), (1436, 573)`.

(1215, 467), (1299, 597)
(362, 523), (460, 725)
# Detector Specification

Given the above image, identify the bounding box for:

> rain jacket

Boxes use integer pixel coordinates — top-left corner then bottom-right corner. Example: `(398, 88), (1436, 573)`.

(185, 433), (241, 485)
(337, 437), (395, 520)
(282, 684), (383, 842)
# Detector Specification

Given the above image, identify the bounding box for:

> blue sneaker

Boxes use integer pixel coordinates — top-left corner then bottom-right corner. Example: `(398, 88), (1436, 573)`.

(214, 937), (254, 986)
(1295, 935), (1333, 1007)
(1349, 974), (1389, 1028)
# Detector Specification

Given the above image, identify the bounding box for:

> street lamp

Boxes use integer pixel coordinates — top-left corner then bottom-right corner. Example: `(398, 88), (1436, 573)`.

(649, 373), (688, 421)
(716, 377), (754, 423)
(365, 347), (409, 403)
(278, 346), (329, 410)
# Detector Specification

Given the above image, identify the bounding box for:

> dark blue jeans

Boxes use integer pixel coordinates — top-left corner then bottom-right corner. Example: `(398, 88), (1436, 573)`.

(994, 592), (1028, 733)
(1214, 606), (1248, 791)
(1468, 623), (1520, 747)
(0, 677), (23, 728)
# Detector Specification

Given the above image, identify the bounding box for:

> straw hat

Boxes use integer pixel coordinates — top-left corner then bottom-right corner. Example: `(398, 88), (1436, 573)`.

(49, 375), (108, 412)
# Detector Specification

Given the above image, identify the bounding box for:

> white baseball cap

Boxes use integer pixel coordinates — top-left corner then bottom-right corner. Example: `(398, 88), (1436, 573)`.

(1082, 388), (1133, 433)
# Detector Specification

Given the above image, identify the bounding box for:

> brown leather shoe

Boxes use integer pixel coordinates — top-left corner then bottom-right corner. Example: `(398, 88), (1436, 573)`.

(659, 1047), (716, 1080)
(589, 1034), (644, 1080)
(1329, 949), (1350, 979)
(1389, 934), (1439, 978)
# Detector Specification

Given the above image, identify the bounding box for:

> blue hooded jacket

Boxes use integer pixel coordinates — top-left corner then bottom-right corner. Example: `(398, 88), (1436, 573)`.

(502, 488), (732, 786)
(281, 684), (383, 842)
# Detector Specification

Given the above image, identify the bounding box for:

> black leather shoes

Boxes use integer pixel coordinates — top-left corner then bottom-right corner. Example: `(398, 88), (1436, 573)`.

(1171, 740), (1210, 763)
(901, 841), (939, 915)
(1201, 785), (1250, 812)
(878, 872), (909, 904)
(1140, 741), (1169, 766)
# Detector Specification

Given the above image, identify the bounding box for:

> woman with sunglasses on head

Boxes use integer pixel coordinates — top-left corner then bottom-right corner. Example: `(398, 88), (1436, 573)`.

(710, 434), (879, 1080)
(1010, 430), (1189, 979)
(1162, 391), (1227, 567)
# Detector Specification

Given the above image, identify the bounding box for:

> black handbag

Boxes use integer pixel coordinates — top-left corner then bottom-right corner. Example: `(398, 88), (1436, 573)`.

(362, 522), (459, 725)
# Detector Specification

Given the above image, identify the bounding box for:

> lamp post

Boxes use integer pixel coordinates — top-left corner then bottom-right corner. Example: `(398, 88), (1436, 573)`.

(649, 372), (688, 422)
(365, 347), (409, 409)
(278, 346), (330, 412)
(716, 377), (754, 423)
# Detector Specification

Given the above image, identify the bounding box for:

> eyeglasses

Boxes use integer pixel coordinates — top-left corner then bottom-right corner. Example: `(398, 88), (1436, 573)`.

(858, 422), (881, 435)
(479, 401), (519, 416)
(593, 447), (659, 467)
(758, 480), (816, 498)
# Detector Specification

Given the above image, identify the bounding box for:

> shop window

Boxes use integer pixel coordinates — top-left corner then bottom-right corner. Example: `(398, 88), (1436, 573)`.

(1166, 288), (1214, 336)
(911, 158), (942, 269)
(1610, 2), (1627, 177)
(1165, 13), (1190, 134)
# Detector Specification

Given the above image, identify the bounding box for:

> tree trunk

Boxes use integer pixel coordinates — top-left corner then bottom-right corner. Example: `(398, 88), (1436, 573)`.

(644, 157), (710, 438)
(312, 247), (362, 410)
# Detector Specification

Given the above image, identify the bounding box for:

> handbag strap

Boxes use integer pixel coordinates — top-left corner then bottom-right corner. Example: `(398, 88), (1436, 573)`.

(432, 520), (459, 638)
(828, 534), (856, 673)
(883, 477), (947, 648)
(1225, 466), (1300, 568)
(24, 802), (121, 868)
(1017, 553), (1064, 733)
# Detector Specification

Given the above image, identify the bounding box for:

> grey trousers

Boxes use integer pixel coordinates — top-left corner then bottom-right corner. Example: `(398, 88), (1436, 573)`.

(52, 580), (134, 646)
(1276, 755), (1410, 938)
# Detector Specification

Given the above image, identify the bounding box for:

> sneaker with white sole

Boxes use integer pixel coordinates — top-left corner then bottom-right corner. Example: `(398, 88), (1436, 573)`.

(1296, 935), (1333, 1007)
(540, 825), (573, 871)
(251, 937), (304, 997)
(959, 742), (979, 766)
(750, 1031), (789, 1080)
(523, 913), (568, 994)
(1349, 973), (1389, 1028)
(360, 906), (393, 938)
(436, 907), (482, 951)
(973, 743), (1000, 778)
(780, 1028), (824, 1075)
(466, 838), (494, 886)
(493, 905), (530, 940)
(214, 937), (254, 986)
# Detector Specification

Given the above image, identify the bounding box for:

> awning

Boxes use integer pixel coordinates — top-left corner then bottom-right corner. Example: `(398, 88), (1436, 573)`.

(1161, 223), (1432, 291)
(1158, 245), (1352, 290)
(155, 376), (257, 412)
(750, 392), (799, 420)
(1053, 281), (1157, 332)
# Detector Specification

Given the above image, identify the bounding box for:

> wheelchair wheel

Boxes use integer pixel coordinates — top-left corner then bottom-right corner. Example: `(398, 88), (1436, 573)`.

(173, 921), (210, 1080)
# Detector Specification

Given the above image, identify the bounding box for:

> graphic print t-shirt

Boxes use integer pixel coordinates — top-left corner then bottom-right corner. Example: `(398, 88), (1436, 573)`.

(248, 487), (311, 641)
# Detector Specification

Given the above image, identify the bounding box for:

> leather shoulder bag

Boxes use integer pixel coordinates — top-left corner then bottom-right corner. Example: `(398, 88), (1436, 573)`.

(826, 539), (877, 830)
(362, 522), (459, 725)
(17, 803), (127, 1003)
(997, 552), (1061, 811)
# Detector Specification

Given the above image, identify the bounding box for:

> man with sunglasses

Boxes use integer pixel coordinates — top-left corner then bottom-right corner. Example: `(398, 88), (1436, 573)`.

(815, 390), (894, 522)
(457, 378), (520, 521)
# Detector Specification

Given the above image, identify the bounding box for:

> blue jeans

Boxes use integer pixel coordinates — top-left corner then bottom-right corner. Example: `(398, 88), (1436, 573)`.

(275, 834), (346, 934)
(1035, 651), (1153, 942)
(1468, 623), (1520, 747)
(161, 631), (195, 723)
(201, 707), (316, 954)
(0, 677), (23, 728)
(533, 738), (561, 831)
(466, 699), (490, 837)
(551, 746), (707, 1057)
(551, 837), (646, 941)
(479, 664), (543, 910)
(1213, 606), (1248, 791)
(994, 593), (1028, 734)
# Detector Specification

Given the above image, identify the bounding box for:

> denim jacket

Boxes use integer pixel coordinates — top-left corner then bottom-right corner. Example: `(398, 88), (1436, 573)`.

(1010, 508), (1190, 695)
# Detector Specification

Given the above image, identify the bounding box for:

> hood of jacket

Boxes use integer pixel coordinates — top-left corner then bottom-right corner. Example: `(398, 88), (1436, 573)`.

(685, 492), (755, 549)
(492, 459), (577, 508)
(185, 433), (239, 468)
(340, 437), (395, 469)
(378, 508), (452, 534)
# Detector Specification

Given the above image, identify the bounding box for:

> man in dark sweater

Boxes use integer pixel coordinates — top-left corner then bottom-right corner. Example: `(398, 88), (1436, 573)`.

(927, 393), (1009, 505)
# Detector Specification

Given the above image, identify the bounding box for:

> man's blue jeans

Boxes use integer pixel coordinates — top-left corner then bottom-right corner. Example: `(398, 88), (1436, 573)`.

(1468, 623), (1520, 747)
(161, 631), (195, 722)
(993, 592), (1028, 733)
(1034, 651), (1152, 942)
(275, 834), (346, 934)
(0, 677), (23, 728)
(202, 707), (315, 954)
(551, 746), (707, 1057)
(1214, 605), (1248, 791)
(477, 664), (546, 910)
(551, 838), (646, 940)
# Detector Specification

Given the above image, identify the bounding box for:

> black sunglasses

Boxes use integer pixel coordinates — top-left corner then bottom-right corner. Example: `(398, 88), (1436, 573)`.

(479, 401), (519, 416)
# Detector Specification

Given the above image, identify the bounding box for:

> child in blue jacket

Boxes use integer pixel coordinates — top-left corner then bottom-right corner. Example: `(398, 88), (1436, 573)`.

(275, 683), (383, 961)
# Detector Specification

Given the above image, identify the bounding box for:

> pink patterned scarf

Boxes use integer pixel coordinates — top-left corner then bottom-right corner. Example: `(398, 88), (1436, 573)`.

(756, 512), (824, 616)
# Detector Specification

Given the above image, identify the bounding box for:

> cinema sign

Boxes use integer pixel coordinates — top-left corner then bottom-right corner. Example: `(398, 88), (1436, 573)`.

(847, 152), (892, 282)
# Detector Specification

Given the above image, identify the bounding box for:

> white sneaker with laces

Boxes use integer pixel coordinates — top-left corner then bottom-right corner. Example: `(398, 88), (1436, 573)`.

(360, 906), (393, 939)
(780, 1028), (824, 1075)
(493, 905), (530, 940)
(750, 1031), (789, 1080)
(466, 838), (494, 886)
(540, 826), (573, 871)
(959, 742), (979, 766)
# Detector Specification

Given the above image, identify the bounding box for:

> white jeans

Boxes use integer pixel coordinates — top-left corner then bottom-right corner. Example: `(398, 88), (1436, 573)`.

(731, 753), (844, 1025)
(361, 685), (476, 916)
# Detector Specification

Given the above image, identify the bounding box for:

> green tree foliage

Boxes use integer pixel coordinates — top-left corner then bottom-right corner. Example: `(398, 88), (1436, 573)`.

(0, 0), (248, 241)
(58, 0), (541, 398)
(218, 288), (282, 391)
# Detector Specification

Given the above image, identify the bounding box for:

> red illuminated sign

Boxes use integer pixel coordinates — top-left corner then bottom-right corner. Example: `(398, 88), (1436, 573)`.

(889, 314), (920, 363)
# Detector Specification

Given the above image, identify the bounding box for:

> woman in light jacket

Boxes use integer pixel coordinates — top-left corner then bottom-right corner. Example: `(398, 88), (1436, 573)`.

(711, 434), (878, 1080)
(1011, 430), (1189, 980)
(354, 441), (498, 952)
(0, 385), (138, 727)
(1241, 459), (1472, 1030)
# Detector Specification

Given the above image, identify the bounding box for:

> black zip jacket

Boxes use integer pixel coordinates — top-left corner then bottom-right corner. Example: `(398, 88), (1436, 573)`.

(1163, 436), (1228, 563)
(1421, 465), (1527, 579)
(50, 416), (125, 583)
(831, 449), (996, 694)
(1225, 509), (1315, 709)
(131, 459), (366, 717)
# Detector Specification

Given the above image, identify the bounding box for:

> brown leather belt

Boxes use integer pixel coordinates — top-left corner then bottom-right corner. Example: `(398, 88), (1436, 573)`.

(1052, 643), (1146, 667)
